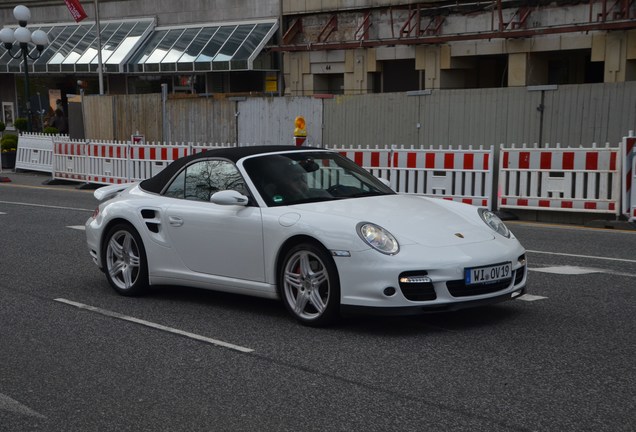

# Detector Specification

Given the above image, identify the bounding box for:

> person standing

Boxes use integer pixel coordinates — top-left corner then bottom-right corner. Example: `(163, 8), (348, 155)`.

(50, 108), (68, 134)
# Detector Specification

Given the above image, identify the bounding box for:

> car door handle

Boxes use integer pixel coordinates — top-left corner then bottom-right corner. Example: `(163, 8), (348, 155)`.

(169, 216), (184, 227)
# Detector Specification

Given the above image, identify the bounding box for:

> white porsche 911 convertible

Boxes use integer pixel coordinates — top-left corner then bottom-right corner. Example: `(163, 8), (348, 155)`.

(86, 146), (527, 326)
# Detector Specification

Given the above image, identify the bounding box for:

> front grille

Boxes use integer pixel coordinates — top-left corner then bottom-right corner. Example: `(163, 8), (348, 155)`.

(447, 277), (512, 297)
(399, 282), (437, 301)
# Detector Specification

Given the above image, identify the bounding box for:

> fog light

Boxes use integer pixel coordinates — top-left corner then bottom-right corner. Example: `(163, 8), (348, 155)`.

(399, 275), (432, 284)
(383, 287), (396, 296)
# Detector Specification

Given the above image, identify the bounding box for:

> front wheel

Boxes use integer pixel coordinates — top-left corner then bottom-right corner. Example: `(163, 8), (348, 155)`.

(279, 243), (340, 326)
(102, 223), (149, 296)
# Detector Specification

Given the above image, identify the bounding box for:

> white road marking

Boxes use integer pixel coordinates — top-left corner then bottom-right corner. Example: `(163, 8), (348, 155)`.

(0, 211), (6, 215)
(54, 298), (254, 353)
(0, 393), (45, 419)
(518, 294), (547, 301)
(530, 266), (603, 275)
(0, 200), (92, 212)
(67, 225), (86, 231)
(527, 250), (636, 264)
(529, 265), (636, 278)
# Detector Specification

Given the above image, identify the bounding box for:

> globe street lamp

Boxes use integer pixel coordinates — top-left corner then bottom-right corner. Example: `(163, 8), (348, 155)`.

(0, 5), (49, 132)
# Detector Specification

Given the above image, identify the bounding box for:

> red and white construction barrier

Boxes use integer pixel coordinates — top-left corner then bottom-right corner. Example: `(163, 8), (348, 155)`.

(330, 145), (494, 209)
(498, 143), (621, 214)
(630, 154), (636, 222)
(128, 142), (190, 182)
(621, 134), (635, 222)
(53, 140), (87, 182)
(86, 141), (130, 184)
(52, 139), (232, 185)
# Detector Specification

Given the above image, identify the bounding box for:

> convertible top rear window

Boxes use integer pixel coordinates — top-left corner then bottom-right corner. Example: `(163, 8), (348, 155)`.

(139, 145), (312, 194)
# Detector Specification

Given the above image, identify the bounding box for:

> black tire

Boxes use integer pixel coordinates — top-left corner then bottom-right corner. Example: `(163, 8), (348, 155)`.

(102, 223), (149, 296)
(278, 242), (340, 326)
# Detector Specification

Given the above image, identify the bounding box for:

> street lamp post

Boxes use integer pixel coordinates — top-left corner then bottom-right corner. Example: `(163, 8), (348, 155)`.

(0, 5), (49, 132)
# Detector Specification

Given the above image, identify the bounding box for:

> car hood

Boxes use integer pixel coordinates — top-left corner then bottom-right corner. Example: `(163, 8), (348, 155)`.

(292, 194), (495, 247)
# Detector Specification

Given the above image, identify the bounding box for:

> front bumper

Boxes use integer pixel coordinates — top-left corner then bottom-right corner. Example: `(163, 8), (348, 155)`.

(341, 286), (526, 316)
(335, 238), (528, 310)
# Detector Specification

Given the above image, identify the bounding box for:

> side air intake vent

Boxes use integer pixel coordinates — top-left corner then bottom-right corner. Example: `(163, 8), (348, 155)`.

(141, 209), (160, 233)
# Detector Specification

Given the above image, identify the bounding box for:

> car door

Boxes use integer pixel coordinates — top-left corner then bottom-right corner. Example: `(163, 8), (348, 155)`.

(162, 158), (265, 282)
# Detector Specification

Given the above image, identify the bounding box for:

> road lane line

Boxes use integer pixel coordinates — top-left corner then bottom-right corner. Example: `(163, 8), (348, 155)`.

(54, 298), (254, 353)
(0, 200), (92, 212)
(67, 225), (86, 231)
(527, 250), (636, 264)
(529, 265), (636, 278)
(0, 393), (45, 418)
(518, 294), (547, 301)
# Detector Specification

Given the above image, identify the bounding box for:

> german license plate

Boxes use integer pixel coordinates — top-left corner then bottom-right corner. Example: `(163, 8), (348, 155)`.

(465, 262), (512, 285)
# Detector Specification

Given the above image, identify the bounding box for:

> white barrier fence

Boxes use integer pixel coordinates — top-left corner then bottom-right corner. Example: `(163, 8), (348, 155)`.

(630, 149), (636, 222)
(11, 133), (635, 220)
(498, 143), (621, 215)
(621, 134), (635, 222)
(15, 133), (69, 173)
(51, 139), (233, 184)
(329, 144), (494, 209)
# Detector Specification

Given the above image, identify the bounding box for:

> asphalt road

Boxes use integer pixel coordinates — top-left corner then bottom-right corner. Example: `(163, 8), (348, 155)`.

(1, 173), (635, 432)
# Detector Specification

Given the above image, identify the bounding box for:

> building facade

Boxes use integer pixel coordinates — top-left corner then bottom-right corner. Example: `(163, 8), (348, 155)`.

(1, 0), (635, 128)
(280, 0), (636, 95)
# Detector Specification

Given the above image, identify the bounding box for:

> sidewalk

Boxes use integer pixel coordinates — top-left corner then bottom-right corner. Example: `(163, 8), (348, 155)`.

(0, 170), (97, 190)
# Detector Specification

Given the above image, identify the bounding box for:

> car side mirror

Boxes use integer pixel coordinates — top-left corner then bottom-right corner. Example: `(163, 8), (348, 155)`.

(210, 190), (249, 206)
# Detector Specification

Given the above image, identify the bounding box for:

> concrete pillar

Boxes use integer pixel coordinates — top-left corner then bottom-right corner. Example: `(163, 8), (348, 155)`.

(344, 49), (372, 95)
(508, 52), (527, 87)
(415, 45), (441, 89)
(592, 32), (630, 83)
(283, 52), (311, 96)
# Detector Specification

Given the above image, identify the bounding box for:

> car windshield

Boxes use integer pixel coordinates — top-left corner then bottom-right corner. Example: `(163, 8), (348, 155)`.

(242, 151), (395, 207)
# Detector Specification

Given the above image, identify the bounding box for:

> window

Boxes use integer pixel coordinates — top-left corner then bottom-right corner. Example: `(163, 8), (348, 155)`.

(163, 159), (248, 201)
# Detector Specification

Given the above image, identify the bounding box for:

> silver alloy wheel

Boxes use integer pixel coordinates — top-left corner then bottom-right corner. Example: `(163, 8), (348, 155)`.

(283, 250), (330, 320)
(106, 229), (141, 290)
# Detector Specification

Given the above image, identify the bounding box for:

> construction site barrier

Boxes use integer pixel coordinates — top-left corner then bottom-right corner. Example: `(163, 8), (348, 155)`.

(53, 140), (88, 182)
(621, 134), (635, 221)
(18, 136), (632, 218)
(630, 147), (636, 222)
(51, 139), (233, 185)
(86, 141), (130, 185)
(128, 142), (190, 182)
(15, 133), (67, 173)
(329, 144), (494, 209)
(498, 143), (621, 214)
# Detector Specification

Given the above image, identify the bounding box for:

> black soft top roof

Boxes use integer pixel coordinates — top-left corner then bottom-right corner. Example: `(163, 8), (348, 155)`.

(139, 145), (321, 194)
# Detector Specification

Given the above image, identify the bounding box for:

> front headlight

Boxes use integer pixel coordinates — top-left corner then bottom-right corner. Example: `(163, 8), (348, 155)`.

(478, 208), (510, 238)
(357, 222), (399, 255)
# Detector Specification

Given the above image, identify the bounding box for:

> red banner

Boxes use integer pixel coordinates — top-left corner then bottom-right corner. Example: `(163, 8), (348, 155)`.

(64, 0), (88, 23)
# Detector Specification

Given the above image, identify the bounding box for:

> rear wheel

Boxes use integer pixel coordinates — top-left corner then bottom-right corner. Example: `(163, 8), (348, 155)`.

(102, 223), (149, 296)
(279, 243), (340, 326)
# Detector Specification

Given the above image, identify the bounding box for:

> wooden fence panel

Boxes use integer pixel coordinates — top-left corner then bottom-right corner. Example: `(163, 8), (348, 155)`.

(83, 95), (115, 141)
(79, 82), (636, 150)
(113, 94), (162, 143)
(166, 97), (237, 144)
